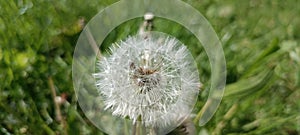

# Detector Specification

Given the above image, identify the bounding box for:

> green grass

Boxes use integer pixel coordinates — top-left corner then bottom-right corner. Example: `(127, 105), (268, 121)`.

(1, 0), (299, 134)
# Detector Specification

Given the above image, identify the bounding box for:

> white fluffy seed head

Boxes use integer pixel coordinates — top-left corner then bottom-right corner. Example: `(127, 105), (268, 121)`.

(94, 35), (200, 129)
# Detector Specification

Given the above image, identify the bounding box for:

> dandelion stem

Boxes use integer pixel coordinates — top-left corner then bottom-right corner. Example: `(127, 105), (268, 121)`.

(149, 127), (157, 135)
(132, 122), (136, 135)
(124, 120), (130, 135)
(132, 120), (149, 135)
(48, 76), (68, 135)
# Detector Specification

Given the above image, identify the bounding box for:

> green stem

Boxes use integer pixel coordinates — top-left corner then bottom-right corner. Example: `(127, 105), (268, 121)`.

(132, 122), (137, 135)
(149, 128), (157, 135)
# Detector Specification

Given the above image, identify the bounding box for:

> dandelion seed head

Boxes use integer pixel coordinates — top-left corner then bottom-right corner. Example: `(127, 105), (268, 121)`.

(94, 35), (200, 129)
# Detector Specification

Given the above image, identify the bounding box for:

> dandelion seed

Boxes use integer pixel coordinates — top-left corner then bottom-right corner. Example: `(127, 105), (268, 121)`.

(94, 35), (200, 129)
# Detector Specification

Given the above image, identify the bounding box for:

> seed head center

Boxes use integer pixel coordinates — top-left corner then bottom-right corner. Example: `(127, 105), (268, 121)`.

(130, 62), (160, 94)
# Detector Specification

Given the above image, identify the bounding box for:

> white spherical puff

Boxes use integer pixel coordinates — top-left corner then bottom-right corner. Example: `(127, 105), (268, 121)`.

(94, 35), (200, 129)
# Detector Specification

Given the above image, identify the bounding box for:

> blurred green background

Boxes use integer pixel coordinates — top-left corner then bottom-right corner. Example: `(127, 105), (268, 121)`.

(1, 0), (300, 134)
